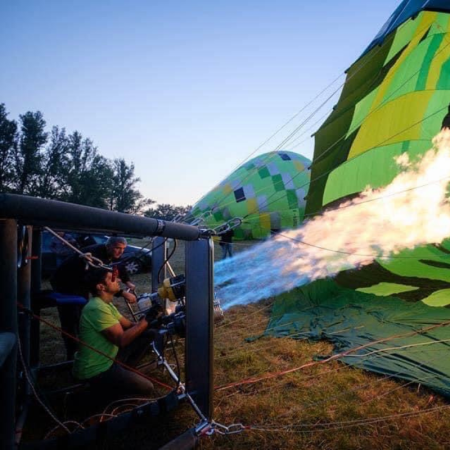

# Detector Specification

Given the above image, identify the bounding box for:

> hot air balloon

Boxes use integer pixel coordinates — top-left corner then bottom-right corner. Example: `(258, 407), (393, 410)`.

(189, 151), (311, 239)
(305, 0), (450, 304)
(265, 0), (450, 398)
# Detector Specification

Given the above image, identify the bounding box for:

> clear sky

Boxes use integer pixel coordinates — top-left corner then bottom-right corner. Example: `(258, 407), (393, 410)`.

(0, 0), (399, 206)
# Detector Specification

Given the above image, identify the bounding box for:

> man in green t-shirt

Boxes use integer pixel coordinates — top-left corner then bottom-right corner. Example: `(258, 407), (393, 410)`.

(73, 268), (160, 397)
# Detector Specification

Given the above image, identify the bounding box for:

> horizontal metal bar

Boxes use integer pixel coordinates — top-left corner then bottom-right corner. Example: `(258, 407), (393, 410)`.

(0, 194), (200, 240)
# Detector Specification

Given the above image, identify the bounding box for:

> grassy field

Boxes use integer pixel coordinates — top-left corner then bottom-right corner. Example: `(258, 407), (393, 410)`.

(31, 239), (450, 449)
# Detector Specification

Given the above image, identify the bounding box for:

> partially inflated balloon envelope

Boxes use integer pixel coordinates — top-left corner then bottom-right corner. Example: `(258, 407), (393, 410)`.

(189, 151), (311, 239)
(306, 0), (450, 305)
(264, 0), (450, 398)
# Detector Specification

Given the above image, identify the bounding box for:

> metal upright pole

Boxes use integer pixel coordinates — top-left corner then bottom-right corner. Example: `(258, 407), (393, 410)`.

(185, 238), (214, 420)
(0, 219), (18, 450)
(30, 228), (42, 368)
(152, 237), (167, 292)
(18, 226), (32, 393)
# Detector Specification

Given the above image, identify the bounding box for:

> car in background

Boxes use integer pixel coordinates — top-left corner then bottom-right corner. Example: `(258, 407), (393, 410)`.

(42, 232), (152, 278)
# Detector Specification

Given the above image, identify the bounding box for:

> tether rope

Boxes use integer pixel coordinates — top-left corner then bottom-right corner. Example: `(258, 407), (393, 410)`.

(188, 18), (437, 225)
(186, 22), (401, 222)
(215, 320), (450, 391)
(244, 403), (450, 433)
(191, 22), (450, 232)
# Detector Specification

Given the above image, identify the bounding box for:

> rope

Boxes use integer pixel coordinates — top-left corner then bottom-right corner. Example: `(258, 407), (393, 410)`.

(188, 17), (427, 226)
(196, 22), (450, 232)
(17, 335), (76, 435)
(245, 403), (450, 433)
(45, 226), (154, 269)
(205, 17), (412, 218)
(44, 227), (109, 270)
(215, 320), (450, 391)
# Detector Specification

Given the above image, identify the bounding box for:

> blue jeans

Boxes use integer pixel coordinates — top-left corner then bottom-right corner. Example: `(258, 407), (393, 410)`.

(221, 243), (233, 259)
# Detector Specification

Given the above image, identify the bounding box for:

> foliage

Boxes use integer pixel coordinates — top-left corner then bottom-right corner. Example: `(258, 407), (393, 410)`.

(15, 110), (48, 195)
(144, 203), (191, 221)
(109, 158), (155, 214)
(0, 104), (17, 193)
(0, 103), (161, 213)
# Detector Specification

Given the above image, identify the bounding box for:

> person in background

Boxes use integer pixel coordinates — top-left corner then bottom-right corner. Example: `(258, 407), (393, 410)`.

(50, 231), (78, 266)
(73, 268), (161, 397)
(51, 236), (137, 360)
(219, 229), (234, 259)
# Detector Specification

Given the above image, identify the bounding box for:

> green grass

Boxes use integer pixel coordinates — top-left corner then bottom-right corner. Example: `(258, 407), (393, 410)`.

(29, 239), (450, 449)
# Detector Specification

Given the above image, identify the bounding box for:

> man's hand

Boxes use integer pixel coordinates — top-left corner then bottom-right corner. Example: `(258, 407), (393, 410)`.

(145, 303), (163, 324)
(122, 289), (137, 303)
(126, 281), (136, 290)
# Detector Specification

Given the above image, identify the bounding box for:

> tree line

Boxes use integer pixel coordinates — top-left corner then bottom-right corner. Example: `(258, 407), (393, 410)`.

(0, 103), (191, 220)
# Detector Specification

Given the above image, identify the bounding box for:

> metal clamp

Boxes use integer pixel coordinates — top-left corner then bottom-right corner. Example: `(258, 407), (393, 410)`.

(210, 421), (246, 435)
(213, 217), (243, 235)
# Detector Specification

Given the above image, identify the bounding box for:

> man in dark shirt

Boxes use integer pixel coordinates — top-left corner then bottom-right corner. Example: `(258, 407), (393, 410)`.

(51, 237), (137, 360)
(219, 229), (234, 259)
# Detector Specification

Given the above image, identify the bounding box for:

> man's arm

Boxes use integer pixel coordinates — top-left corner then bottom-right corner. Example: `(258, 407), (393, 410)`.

(101, 318), (148, 348)
(115, 289), (137, 303)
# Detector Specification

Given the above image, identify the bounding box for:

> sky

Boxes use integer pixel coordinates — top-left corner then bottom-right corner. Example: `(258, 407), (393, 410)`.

(0, 0), (400, 206)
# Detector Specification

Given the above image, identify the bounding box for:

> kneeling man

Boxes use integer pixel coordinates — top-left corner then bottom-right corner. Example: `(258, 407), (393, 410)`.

(73, 268), (160, 397)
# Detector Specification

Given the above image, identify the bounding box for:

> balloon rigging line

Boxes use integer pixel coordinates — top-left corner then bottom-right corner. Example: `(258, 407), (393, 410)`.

(205, 97), (450, 230)
(187, 29), (397, 220)
(347, 338), (450, 358)
(185, 19), (433, 231)
(218, 324), (447, 419)
(302, 108), (450, 211)
(243, 102), (450, 225)
(308, 29), (450, 169)
(286, 109), (331, 149)
(215, 320), (450, 391)
(245, 403), (450, 434)
(232, 23), (450, 222)
(209, 29), (403, 213)
(236, 171), (450, 261)
(216, 333), (450, 396)
(219, 72), (345, 181)
(274, 228), (450, 259)
(189, 71), (343, 218)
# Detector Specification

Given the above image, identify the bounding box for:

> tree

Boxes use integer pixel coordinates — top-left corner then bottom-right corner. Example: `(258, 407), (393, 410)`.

(15, 111), (48, 194)
(0, 102), (154, 213)
(144, 203), (192, 222)
(60, 131), (113, 208)
(109, 158), (155, 214)
(0, 104), (18, 192)
(37, 126), (69, 199)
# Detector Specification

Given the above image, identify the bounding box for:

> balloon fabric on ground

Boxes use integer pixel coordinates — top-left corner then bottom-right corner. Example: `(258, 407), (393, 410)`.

(189, 150), (311, 239)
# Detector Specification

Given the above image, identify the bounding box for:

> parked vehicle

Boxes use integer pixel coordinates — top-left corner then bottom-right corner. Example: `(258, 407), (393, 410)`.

(42, 232), (152, 277)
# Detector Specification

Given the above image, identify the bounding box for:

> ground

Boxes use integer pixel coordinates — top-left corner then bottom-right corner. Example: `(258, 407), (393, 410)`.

(23, 238), (450, 449)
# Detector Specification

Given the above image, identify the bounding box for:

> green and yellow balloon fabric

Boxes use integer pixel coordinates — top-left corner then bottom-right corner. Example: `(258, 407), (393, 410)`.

(307, 1), (450, 305)
(190, 151), (311, 239)
(266, 2), (450, 398)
